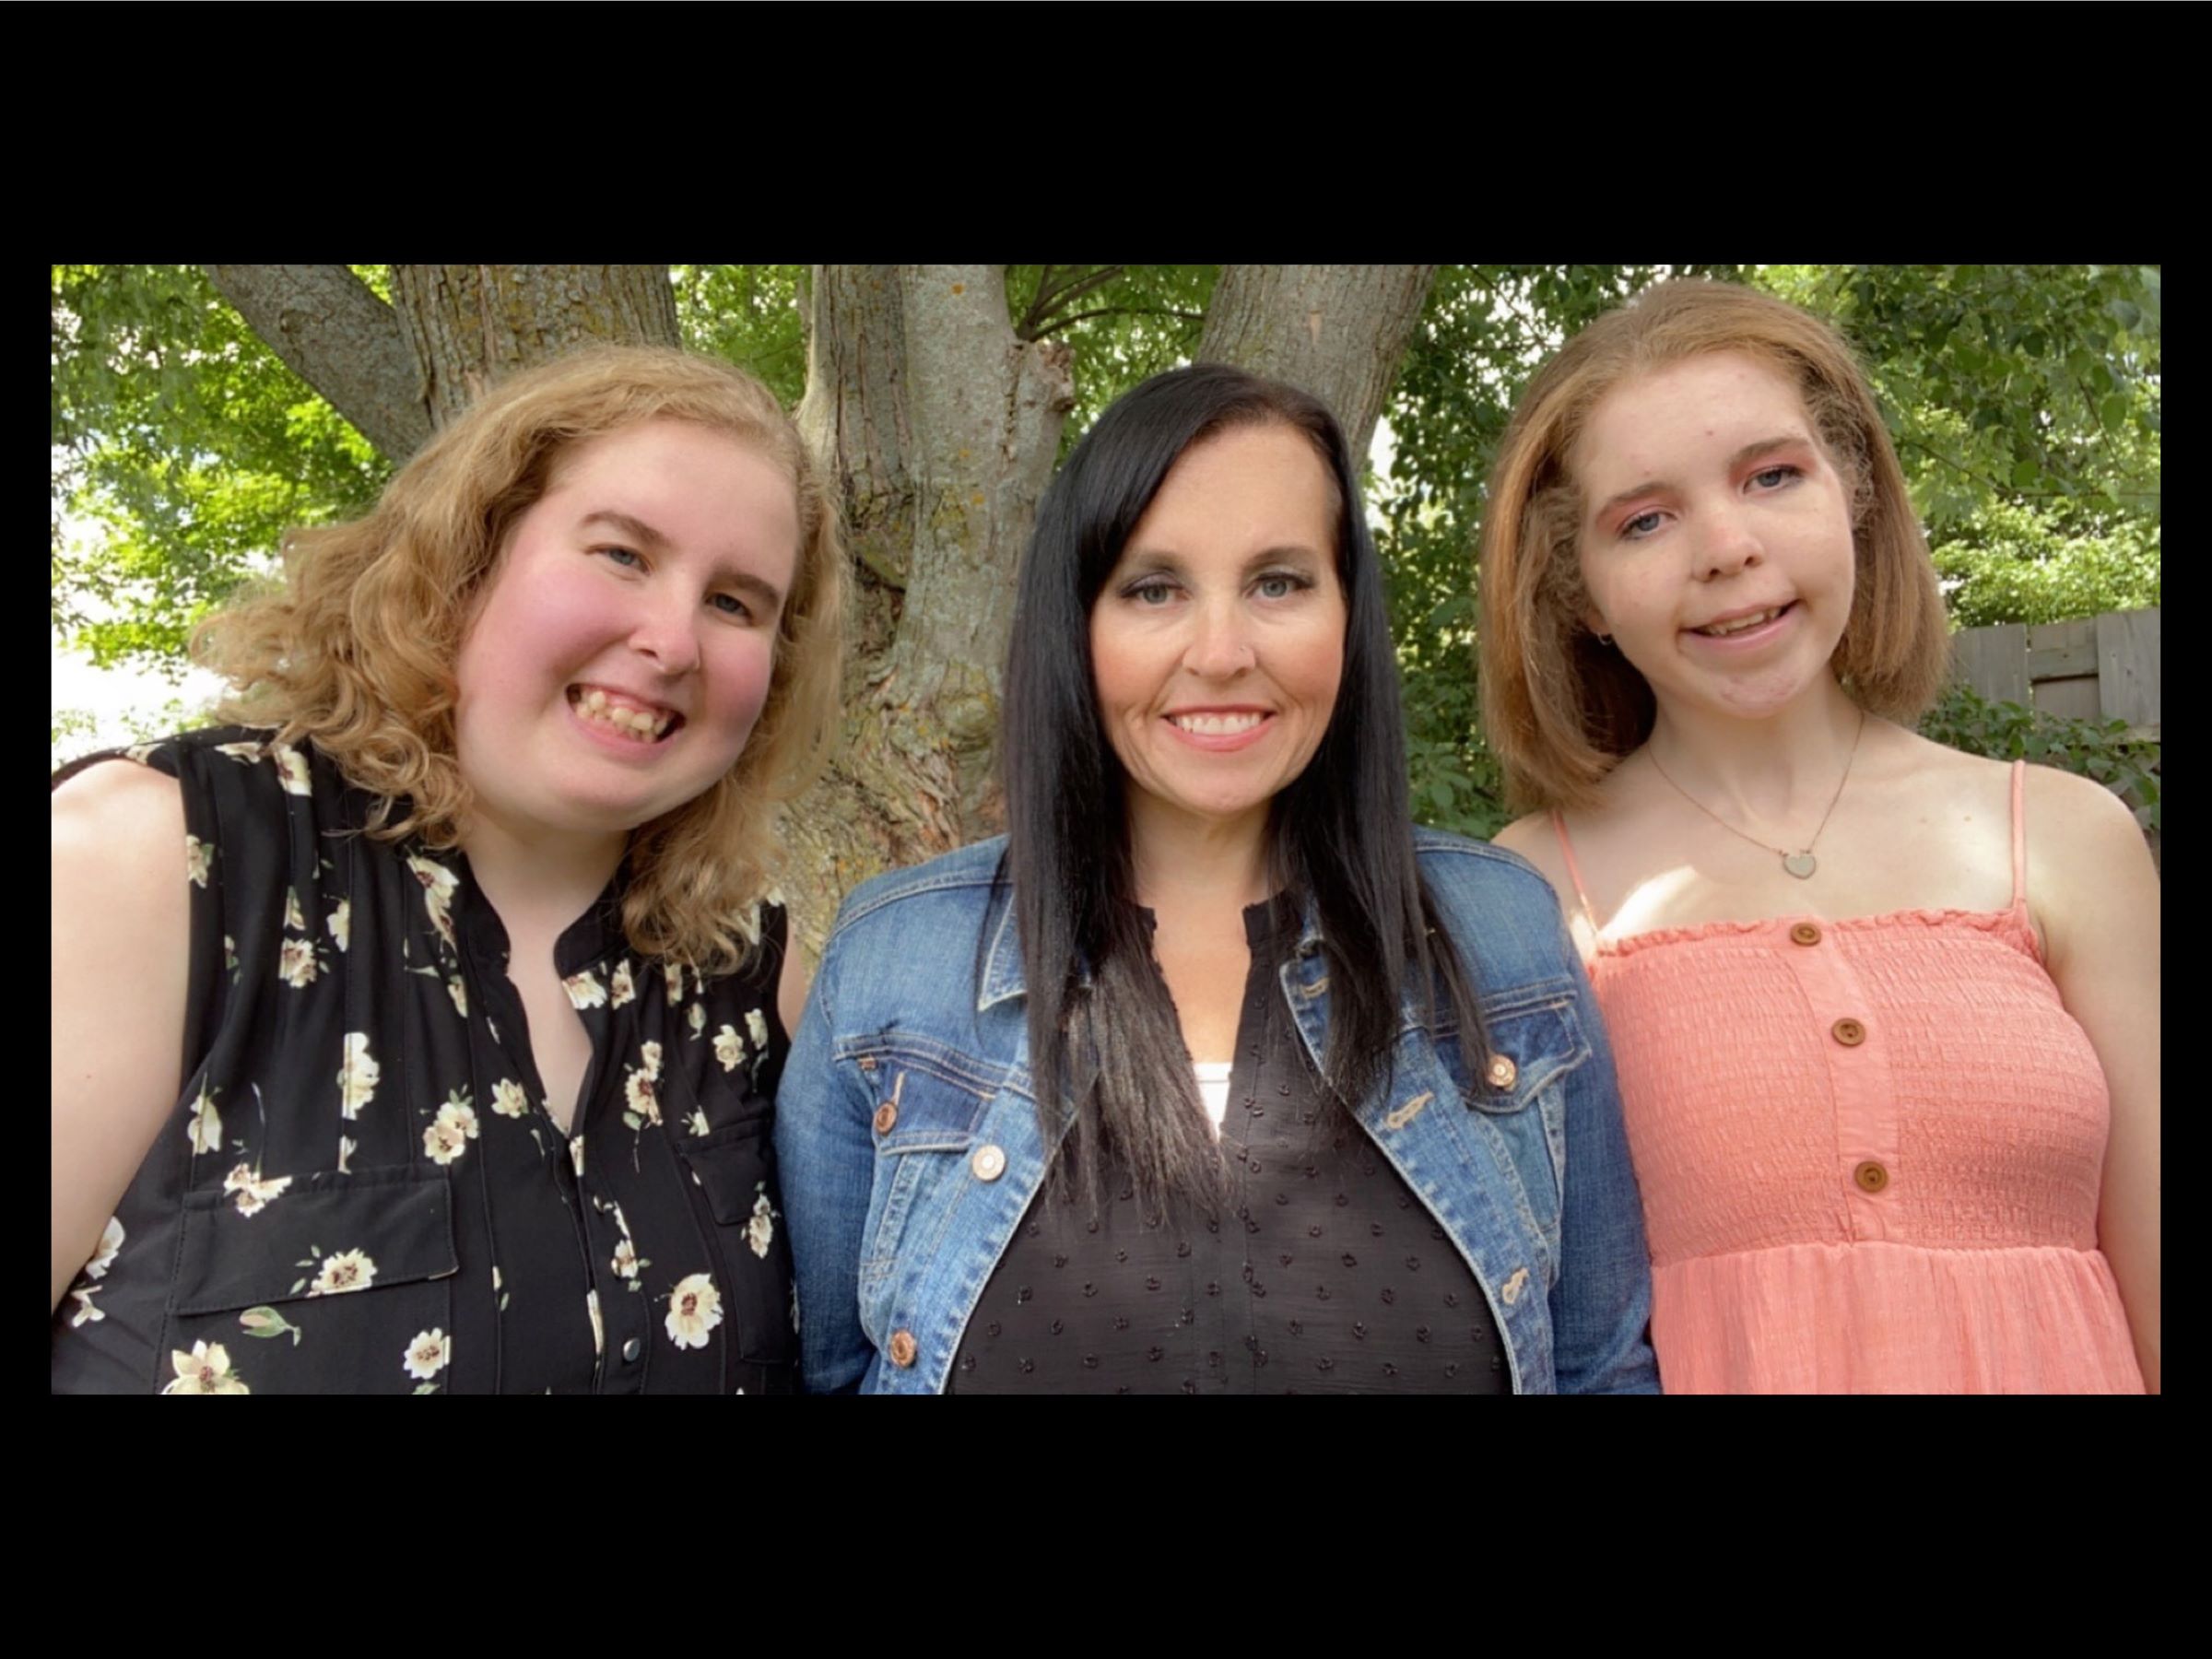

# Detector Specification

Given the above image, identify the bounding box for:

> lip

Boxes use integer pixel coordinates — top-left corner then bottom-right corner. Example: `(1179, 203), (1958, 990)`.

(567, 684), (685, 755)
(1681, 601), (1796, 650)
(1159, 707), (1275, 753)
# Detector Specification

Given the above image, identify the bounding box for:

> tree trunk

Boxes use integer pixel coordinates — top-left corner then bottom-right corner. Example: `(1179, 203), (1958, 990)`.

(204, 265), (433, 461)
(390, 265), (681, 427)
(1196, 265), (1437, 463)
(778, 265), (1074, 953)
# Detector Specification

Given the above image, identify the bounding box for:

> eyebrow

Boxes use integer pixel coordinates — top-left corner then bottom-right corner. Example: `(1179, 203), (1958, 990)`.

(1122, 543), (1328, 573)
(580, 509), (787, 612)
(1592, 433), (1813, 523)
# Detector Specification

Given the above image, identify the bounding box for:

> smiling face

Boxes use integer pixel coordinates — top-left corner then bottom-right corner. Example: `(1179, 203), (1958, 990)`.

(452, 418), (801, 853)
(1572, 351), (1859, 724)
(1088, 422), (1347, 841)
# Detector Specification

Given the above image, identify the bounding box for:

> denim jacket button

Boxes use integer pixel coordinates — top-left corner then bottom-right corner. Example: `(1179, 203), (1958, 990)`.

(971, 1144), (1007, 1182)
(872, 1102), (899, 1135)
(1485, 1053), (1518, 1090)
(888, 1329), (919, 1368)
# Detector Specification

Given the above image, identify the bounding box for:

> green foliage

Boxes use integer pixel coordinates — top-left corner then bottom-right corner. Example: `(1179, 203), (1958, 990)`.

(1004, 265), (1218, 454)
(1918, 682), (2159, 841)
(671, 265), (807, 406)
(53, 265), (390, 675)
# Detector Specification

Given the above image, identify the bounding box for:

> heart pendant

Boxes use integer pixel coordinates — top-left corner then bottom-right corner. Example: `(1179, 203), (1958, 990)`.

(1783, 852), (1818, 879)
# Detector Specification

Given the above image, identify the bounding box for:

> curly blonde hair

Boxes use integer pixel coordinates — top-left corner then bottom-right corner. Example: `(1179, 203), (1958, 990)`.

(194, 345), (846, 974)
(1478, 279), (1948, 813)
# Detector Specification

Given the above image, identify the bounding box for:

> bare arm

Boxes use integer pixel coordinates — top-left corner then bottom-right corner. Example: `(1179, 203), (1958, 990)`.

(2031, 766), (2161, 1392)
(51, 763), (194, 1312)
(776, 929), (811, 1050)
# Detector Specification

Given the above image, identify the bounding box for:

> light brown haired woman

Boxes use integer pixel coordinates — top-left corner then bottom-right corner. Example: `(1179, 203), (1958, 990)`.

(1479, 279), (2159, 1393)
(53, 346), (844, 1394)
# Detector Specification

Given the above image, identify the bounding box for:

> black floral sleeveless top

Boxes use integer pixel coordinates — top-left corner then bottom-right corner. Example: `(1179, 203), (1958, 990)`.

(51, 727), (798, 1394)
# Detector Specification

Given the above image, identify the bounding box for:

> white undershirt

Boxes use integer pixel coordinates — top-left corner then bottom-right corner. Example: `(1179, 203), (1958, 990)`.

(1194, 1062), (1233, 1133)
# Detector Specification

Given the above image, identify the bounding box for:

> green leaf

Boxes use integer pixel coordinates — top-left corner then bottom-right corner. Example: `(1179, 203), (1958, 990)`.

(413, 1382), (440, 1394)
(2100, 395), (2129, 432)
(2009, 458), (2041, 488)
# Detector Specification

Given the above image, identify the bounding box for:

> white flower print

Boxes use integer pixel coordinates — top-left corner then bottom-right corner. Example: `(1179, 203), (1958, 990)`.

(713, 1024), (746, 1073)
(184, 834), (213, 889)
(277, 937), (319, 989)
(665, 1273), (724, 1350)
(612, 1238), (642, 1280)
(284, 889), (305, 932)
(746, 1191), (777, 1259)
(327, 899), (351, 952)
(610, 959), (636, 1008)
(746, 1008), (771, 1052)
(402, 1328), (452, 1382)
(423, 1100), (480, 1165)
(337, 1135), (357, 1175)
(688, 1000), (706, 1038)
(586, 1288), (605, 1357)
(162, 1340), (250, 1394)
(83, 1216), (124, 1280)
(213, 740), (265, 765)
(665, 962), (686, 1005)
(124, 741), (164, 765)
(406, 854), (459, 950)
(67, 1286), (105, 1327)
(337, 1032), (380, 1119)
(623, 1070), (662, 1128)
(310, 1248), (379, 1296)
(571, 1136), (586, 1179)
(492, 1078), (530, 1120)
(223, 1163), (294, 1218)
(563, 969), (607, 1010)
(640, 1041), (665, 1081)
(185, 1084), (223, 1155)
(270, 741), (312, 797)
(686, 1108), (711, 1138)
(447, 977), (468, 1018)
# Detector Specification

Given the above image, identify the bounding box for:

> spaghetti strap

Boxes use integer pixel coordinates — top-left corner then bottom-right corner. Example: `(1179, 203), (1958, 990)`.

(2009, 759), (2028, 909)
(1549, 807), (1598, 929)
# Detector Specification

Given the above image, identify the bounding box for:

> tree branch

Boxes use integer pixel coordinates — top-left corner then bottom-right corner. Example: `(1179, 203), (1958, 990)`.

(1018, 265), (1127, 341)
(204, 265), (432, 461)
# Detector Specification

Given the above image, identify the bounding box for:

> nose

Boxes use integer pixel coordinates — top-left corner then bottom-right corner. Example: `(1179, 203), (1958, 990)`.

(1182, 594), (1255, 679)
(628, 585), (702, 677)
(1695, 501), (1764, 582)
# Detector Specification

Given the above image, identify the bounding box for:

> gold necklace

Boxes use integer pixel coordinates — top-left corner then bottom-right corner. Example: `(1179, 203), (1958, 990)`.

(1644, 710), (1867, 880)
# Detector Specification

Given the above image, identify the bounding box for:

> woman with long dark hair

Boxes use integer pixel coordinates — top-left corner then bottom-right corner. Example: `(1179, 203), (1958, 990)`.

(776, 363), (1654, 1394)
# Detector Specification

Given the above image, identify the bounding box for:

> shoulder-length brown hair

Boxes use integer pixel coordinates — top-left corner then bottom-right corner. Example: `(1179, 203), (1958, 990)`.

(194, 345), (846, 974)
(1478, 278), (1947, 813)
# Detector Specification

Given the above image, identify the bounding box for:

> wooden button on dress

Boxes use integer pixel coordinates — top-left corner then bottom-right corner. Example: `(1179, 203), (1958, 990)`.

(1831, 1018), (1866, 1047)
(971, 1144), (1007, 1182)
(1790, 923), (1822, 947)
(1853, 1160), (1889, 1194)
(888, 1329), (919, 1368)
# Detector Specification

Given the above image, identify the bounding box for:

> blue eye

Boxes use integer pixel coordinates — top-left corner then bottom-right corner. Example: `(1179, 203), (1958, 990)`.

(1750, 465), (1800, 490)
(1130, 581), (1177, 606)
(599, 545), (643, 569)
(1622, 511), (1665, 540)
(1255, 573), (1299, 600)
(710, 593), (752, 620)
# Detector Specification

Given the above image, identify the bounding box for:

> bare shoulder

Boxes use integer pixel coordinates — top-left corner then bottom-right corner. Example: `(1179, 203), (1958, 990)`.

(1490, 810), (1562, 877)
(2022, 761), (2155, 864)
(52, 759), (185, 878)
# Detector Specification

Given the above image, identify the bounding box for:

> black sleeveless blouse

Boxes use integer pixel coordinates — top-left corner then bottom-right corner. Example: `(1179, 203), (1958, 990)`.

(949, 900), (1509, 1394)
(51, 728), (797, 1394)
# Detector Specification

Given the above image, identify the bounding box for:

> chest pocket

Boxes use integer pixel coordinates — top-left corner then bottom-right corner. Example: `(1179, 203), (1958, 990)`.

(844, 1041), (996, 1287)
(1437, 984), (1589, 1233)
(165, 1163), (458, 1394)
(677, 1106), (798, 1368)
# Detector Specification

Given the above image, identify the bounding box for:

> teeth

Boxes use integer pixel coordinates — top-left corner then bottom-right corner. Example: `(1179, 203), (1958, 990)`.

(1698, 606), (1783, 637)
(572, 689), (672, 741)
(1171, 712), (1264, 735)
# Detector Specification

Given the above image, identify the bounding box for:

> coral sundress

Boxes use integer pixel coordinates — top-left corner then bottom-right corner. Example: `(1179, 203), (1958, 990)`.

(1554, 761), (2144, 1393)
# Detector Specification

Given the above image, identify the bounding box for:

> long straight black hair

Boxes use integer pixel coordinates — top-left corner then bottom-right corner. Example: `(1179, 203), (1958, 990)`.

(999, 363), (1488, 1208)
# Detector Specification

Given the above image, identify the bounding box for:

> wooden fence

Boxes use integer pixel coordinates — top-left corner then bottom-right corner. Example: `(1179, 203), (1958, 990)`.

(1952, 606), (2159, 739)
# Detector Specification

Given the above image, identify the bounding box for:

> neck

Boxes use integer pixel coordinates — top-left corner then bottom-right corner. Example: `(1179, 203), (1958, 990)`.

(459, 812), (629, 947)
(1642, 675), (1867, 821)
(1126, 794), (1273, 914)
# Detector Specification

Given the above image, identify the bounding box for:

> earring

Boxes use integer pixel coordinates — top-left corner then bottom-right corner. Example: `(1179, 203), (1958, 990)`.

(1594, 630), (1613, 647)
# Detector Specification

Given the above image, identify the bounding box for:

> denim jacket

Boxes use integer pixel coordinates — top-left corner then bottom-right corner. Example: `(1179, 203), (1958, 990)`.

(775, 830), (1657, 1394)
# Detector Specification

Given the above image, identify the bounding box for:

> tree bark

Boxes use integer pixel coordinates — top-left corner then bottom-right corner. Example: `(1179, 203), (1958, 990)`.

(778, 265), (1074, 953)
(1196, 265), (1437, 464)
(204, 265), (432, 461)
(389, 265), (681, 428)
